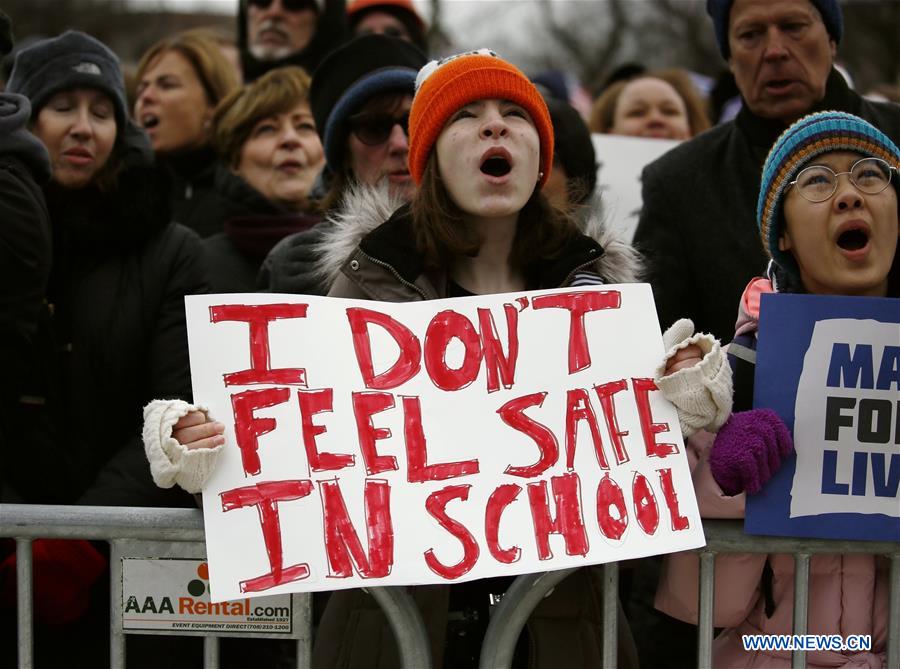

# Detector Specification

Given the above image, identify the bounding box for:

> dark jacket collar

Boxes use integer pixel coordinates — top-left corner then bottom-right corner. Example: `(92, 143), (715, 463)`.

(736, 68), (861, 149)
(45, 162), (172, 252)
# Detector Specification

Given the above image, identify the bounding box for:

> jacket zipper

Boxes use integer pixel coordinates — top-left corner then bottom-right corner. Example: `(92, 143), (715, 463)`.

(561, 258), (600, 288)
(357, 249), (430, 300)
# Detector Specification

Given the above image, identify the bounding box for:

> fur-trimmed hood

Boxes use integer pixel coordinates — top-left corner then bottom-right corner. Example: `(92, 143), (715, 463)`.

(312, 182), (643, 290)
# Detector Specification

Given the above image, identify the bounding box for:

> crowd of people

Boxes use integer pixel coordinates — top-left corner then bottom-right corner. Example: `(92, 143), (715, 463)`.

(1, 0), (898, 667)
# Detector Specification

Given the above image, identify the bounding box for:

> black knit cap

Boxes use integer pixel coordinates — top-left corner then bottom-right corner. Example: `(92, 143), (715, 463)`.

(546, 97), (597, 204)
(0, 11), (13, 57)
(6, 30), (128, 128)
(310, 34), (426, 171)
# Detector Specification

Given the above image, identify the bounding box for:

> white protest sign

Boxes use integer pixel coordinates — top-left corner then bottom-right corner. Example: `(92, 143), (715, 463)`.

(790, 318), (900, 518)
(591, 134), (680, 242)
(186, 285), (704, 603)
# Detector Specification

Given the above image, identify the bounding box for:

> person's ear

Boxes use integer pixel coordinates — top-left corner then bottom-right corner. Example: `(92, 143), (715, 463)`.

(828, 39), (837, 61)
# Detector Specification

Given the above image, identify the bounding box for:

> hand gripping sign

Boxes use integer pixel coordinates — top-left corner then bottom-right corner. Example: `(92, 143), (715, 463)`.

(186, 285), (705, 602)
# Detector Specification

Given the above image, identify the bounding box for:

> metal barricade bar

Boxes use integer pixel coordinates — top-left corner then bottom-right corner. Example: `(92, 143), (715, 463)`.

(697, 551), (715, 668)
(791, 553), (810, 669)
(15, 539), (33, 669)
(1, 505), (429, 669)
(4, 506), (899, 668)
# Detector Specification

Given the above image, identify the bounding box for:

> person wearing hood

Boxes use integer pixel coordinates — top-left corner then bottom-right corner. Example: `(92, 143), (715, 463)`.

(347, 0), (428, 52)
(542, 96), (599, 213)
(633, 0), (900, 343)
(134, 31), (241, 237)
(238, 0), (349, 83)
(260, 33), (427, 294)
(202, 66), (325, 292)
(142, 47), (734, 669)
(294, 48), (650, 668)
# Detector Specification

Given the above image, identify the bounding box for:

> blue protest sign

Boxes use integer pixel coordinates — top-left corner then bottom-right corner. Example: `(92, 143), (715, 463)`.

(745, 293), (900, 541)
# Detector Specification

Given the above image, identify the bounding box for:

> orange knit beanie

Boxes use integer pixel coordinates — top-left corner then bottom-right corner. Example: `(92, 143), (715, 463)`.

(408, 49), (554, 187)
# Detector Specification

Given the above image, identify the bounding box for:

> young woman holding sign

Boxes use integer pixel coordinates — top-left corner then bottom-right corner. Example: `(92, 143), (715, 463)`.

(655, 111), (899, 668)
(144, 49), (731, 668)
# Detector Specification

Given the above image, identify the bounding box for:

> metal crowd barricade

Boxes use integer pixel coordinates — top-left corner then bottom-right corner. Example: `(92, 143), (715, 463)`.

(3, 505), (899, 669)
(0, 504), (431, 669)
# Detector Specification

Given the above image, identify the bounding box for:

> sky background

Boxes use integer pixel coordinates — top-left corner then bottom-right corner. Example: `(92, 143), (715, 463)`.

(124, 0), (551, 55)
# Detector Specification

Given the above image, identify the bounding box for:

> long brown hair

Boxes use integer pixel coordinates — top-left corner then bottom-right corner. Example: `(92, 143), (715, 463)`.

(410, 153), (579, 276)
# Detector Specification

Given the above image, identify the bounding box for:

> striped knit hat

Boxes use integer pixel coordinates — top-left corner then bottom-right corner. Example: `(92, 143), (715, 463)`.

(408, 49), (553, 187)
(758, 111), (900, 278)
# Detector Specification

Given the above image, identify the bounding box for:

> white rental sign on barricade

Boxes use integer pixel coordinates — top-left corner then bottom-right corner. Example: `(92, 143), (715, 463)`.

(186, 285), (705, 603)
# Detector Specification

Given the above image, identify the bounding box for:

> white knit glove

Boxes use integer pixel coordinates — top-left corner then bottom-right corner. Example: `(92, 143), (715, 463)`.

(654, 319), (733, 437)
(142, 399), (223, 493)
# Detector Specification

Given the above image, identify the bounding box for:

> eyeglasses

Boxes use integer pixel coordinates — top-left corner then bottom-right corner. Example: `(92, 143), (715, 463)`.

(247, 0), (316, 11)
(788, 157), (897, 203)
(348, 113), (410, 146)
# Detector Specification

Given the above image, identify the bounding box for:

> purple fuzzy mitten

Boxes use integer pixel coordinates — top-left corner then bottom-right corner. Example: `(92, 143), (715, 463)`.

(709, 409), (794, 495)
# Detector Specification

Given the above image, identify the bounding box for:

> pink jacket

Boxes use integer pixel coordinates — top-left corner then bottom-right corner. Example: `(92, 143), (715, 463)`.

(654, 279), (890, 669)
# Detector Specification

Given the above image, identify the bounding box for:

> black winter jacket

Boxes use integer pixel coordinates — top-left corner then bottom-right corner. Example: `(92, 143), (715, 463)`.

(634, 69), (900, 342)
(0, 162), (207, 507)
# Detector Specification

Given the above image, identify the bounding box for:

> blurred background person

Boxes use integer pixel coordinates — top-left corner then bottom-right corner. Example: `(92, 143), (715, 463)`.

(346, 0), (428, 53)
(238, 0), (348, 82)
(542, 96), (598, 213)
(204, 66), (324, 293)
(590, 69), (711, 140)
(134, 31), (240, 236)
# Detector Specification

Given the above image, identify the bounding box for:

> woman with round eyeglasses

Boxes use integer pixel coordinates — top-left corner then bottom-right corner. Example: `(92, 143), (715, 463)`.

(655, 111), (899, 669)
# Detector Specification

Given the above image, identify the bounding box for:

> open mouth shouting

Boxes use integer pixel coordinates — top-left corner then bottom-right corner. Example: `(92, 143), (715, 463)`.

(139, 113), (160, 131)
(835, 220), (871, 259)
(480, 147), (512, 180)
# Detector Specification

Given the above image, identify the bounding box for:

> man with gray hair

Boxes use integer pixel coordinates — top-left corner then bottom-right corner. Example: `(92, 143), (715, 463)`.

(634, 0), (900, 341)
(237, 0), (348, 81)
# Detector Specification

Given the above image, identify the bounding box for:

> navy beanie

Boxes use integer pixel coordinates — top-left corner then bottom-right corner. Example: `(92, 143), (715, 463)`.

(310, 34), (426, 172)
(706, 0), (843, 58)
(7, 31), (128, 128)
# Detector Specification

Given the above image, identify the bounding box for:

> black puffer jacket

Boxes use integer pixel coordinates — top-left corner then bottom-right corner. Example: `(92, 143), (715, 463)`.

(0, 161), (207, 507)
(159, 145), (224, 238)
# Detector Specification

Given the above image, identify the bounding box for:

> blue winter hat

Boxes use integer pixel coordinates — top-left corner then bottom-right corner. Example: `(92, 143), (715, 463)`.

(706, 0), (843, 59)
(7, 30), (128, 129)
(757, 111), (900, 280)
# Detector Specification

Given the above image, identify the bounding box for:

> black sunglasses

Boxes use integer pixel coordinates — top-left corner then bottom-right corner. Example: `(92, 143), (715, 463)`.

(348, 113), (410, 146)
(248, 0), (316, 11)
